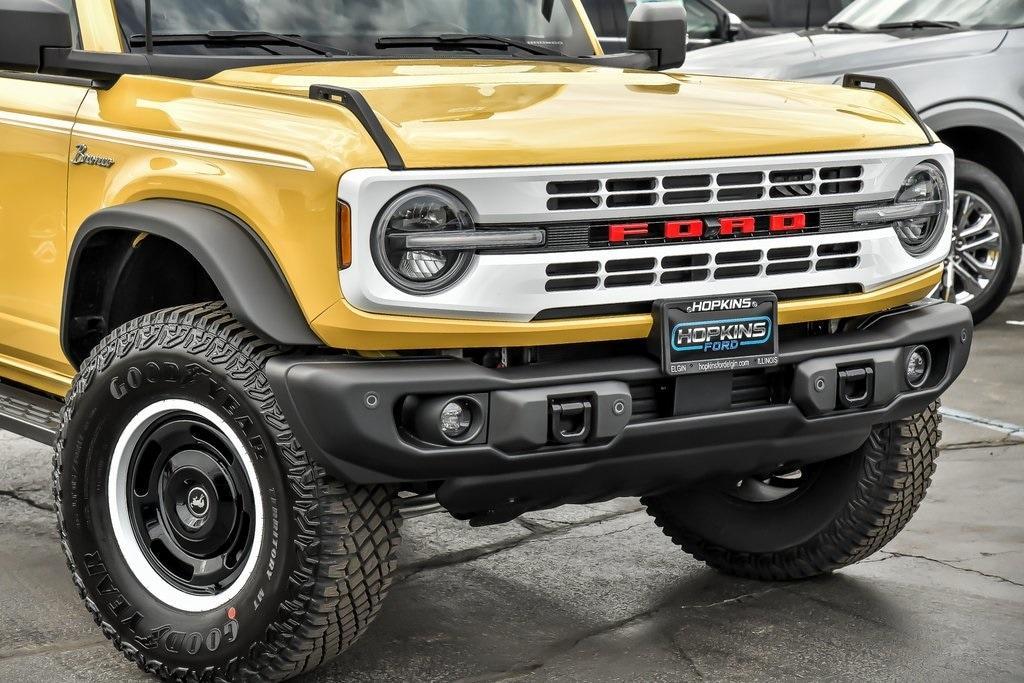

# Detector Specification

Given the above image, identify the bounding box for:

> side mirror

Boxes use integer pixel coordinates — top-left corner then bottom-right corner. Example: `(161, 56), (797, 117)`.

(627, 1), (687, 70)
(726, 12), (743, 39)
(0, 0), (74, 73)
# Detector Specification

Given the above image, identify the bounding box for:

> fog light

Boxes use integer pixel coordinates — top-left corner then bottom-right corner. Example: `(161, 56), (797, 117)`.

(905, 346), (932, 389)
(440, 400), (473, 439)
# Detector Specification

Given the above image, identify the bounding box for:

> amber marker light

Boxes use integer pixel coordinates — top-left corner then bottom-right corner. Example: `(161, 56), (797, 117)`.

(338, 201), (353, 270)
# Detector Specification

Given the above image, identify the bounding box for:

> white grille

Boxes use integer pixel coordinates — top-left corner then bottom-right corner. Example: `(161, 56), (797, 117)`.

(338, 144), (955, 322)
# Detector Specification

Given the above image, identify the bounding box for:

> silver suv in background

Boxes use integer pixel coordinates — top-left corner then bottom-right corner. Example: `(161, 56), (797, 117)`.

(683, 0), (1024, 323)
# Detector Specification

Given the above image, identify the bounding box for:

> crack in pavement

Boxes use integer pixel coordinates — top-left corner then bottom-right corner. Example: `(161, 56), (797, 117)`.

(0, 488), (54, 512)
(882, 551), (1024, 589)
(941, 440), (1024, 452)
(514, 518), (556, 534)
(469, 588), (777, 682)
(0, 636), (108, 662)
(513, 520), (648, 547)
(940, 408), (1024, 441)
(398, 507), (644, 582)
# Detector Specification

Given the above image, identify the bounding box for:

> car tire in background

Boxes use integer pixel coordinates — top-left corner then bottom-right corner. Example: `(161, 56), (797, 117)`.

(944, 159), (1023, 324)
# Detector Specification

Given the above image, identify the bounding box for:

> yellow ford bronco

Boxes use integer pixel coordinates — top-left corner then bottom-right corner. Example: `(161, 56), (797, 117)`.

(0, 0), (973, 680)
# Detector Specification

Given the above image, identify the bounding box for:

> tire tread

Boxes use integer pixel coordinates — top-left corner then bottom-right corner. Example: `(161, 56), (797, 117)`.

(53, 302), (402, 681)
(644, 403), (942, 581)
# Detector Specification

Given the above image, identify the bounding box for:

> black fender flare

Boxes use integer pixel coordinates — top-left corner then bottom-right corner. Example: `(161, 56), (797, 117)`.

(63, 200), (322, 364)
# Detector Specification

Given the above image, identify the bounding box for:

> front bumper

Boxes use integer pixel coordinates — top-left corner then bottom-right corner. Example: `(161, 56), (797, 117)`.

(268, 302), (972, 520)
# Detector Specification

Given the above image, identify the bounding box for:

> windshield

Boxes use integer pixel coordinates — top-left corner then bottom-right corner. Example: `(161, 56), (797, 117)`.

(830, 0), (1024, 30)
(114, 0), (597, 57)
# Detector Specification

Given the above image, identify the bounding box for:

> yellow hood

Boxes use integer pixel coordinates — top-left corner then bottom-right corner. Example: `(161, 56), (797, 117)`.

(207, 59), (930, 169)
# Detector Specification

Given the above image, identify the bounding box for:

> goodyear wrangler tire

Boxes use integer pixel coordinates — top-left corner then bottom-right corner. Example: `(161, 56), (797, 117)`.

(643, 403), (941, 581)
(54, 302), (402, 681)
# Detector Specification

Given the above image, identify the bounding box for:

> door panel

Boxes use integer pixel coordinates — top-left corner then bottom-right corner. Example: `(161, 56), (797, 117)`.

(0, 76), (88, 385)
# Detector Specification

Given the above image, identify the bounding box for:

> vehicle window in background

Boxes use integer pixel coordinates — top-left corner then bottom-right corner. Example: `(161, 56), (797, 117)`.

(623, 0), (717, 38)
(683, 1), (721, 38)
(114, 0), (597, 56)
(831, 0), (1024, 29)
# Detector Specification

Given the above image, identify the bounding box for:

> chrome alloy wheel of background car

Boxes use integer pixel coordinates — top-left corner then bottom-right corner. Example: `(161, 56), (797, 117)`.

(107, 400), (263, 612)
(939, 190), (1004, 307)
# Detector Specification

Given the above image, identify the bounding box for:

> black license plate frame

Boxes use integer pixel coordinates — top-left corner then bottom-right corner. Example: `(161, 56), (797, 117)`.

(653, 293), (780, 376)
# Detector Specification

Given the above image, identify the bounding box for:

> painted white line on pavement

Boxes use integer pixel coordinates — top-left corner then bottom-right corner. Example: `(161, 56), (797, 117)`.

(940, 407), (1024, 439)
(1008, 321), (1024, 326)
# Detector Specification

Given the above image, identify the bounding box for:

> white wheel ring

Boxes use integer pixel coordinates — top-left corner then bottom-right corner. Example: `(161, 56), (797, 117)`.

(107, 399), (265, 613)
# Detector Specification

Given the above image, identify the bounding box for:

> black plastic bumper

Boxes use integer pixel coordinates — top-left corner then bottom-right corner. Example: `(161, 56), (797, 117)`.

(267, 302), (972, 518)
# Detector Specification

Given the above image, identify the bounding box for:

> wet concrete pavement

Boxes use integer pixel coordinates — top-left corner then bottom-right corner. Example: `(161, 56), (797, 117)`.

(1, 277), (1022, 682)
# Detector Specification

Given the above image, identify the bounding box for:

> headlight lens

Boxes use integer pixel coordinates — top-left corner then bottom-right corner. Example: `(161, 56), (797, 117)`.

(892, 162), (948, 255)
(372, 188), (474, 293)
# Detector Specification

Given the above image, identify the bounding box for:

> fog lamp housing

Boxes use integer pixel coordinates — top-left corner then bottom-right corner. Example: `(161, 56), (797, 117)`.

(403, 394), (488, 446)
(905, 345), (932, 389)
(440, 399), (474, 440)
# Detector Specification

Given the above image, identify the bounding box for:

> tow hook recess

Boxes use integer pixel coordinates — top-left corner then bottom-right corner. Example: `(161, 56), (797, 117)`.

(550, 398), (593, 444)
(837, 366), (875, 409)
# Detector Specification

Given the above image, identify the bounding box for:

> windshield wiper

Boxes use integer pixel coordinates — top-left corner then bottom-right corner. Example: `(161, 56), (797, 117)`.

(824, 22), (863, 31)
(128, 31), (346, 56)
(877, 20), (961, 30)
(375, 34), (564, 57)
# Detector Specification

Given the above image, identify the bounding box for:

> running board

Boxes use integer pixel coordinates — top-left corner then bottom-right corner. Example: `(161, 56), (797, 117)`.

(0, 382), (62, 445)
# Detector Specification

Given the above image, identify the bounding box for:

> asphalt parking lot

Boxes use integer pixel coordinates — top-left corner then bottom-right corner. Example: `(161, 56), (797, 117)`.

(1, 276), (1022, 682)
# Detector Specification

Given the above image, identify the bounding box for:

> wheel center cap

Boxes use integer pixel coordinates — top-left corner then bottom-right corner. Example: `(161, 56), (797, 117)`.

(187, 486), (211, 518)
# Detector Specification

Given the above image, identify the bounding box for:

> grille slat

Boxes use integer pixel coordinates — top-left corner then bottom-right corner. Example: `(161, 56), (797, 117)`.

(716, 250), (762, 265)
(545, 276), (599, 292)
(544, 238), (862, 291)
(766, 261), (811, 275)
(544, 165), (865, 211)
(606, 258), (657, 273)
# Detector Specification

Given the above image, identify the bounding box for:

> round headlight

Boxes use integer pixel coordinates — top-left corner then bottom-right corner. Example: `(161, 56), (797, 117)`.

(892, 162), (948, 256)
(372, 188), (474, 294)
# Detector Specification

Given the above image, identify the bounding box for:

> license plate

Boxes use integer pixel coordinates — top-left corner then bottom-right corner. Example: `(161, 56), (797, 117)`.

(653, 293), (779, 375)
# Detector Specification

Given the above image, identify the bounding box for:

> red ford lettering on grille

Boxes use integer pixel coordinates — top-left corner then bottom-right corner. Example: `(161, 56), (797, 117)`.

(665, 220), (703, 239)
(606, 212), (808, 243)
(770, 213), (807, 232)
(719, 217), (756, 235)
(608, 223), (651, 242)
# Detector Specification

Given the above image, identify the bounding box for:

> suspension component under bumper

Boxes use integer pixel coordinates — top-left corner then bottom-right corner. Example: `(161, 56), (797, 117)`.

(266, 301), (972, 521)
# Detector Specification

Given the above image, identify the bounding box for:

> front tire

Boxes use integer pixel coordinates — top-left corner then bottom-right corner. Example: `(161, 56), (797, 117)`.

(54, 303), (401, 681)
(643, 404), (941, 581)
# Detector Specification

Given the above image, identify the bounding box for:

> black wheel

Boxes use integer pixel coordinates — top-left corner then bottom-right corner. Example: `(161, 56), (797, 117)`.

(643, 404), (941, 581)
(938, 160), (1022, 324)
(54, 303), (402, 681)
